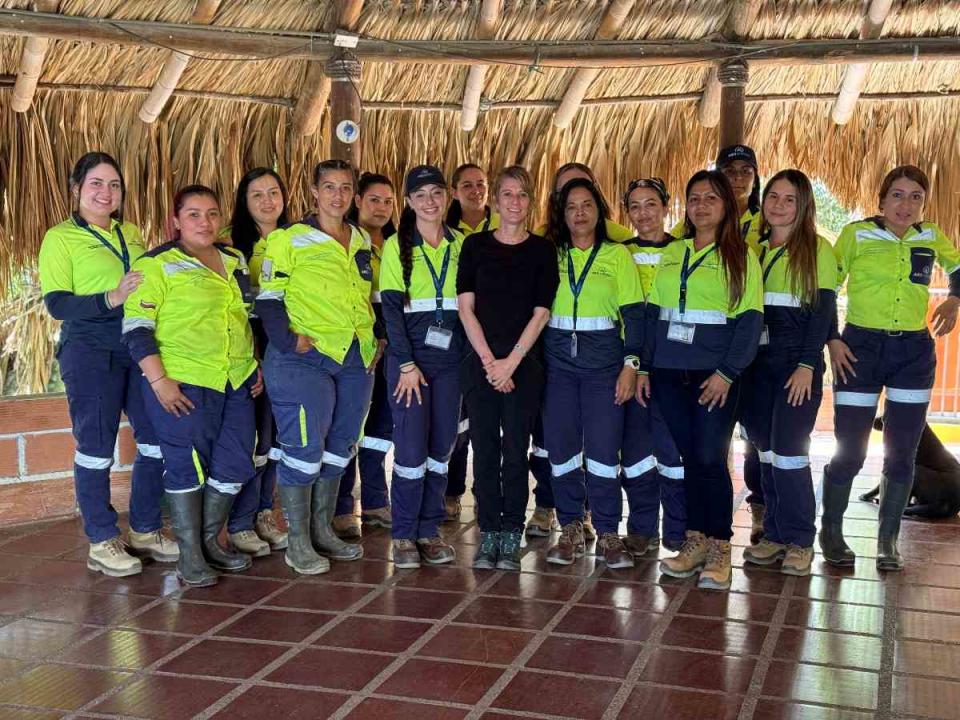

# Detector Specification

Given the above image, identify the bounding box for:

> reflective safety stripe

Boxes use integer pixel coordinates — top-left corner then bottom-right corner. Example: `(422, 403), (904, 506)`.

(268, 447), (282, 461)
(658, 307), (728, 325)
(771, 453), (809, 470)
(163, 259), (204, 275)
(551, 452), (583, 477)
(359, 436), (392, 452)
(855, 228), (898, 243)
(763, 292), (802, 308)
(75, 452), (113, 470)
(136, 443), (163, 459)
(548, 315), (616, 331)
(886, 387), (932, 404)
(280, 452), (321, 475)
(458, 418), (470, 434)
(394, 461), (427, 479)
(122, 317), (156, 333)
(530, 445), (549, 458)
(166, 486), (201, 494)
(657, 463), (684, 479)
(632, 252), (662, 266)
(298, 405), (308, 447)
(291, 231), (333, 248)
(622, 455), (657, 478)
(191, 448), (205, 485)
(256, 288), (285, 301)
(427, 457), (449, 474)
(758, 450), (774, 464)
(322, 451), (351, 468)
(371, 291), (382, 303)
(253, 453), (270, 468)
(834, 391), (880, 407)
(207, 477), (243, 495)
(405, 297), (458, 313)
(585, 458), (619, 479)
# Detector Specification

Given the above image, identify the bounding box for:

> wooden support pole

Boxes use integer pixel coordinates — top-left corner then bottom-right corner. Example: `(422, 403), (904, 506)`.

(831, 0), (894, 125)
(718, 60), (749, 149)
(459, 0), (501, 132)
(326, 54), (362, 167)
(697, 0), (762, 129)
(10, 0), (57, 113)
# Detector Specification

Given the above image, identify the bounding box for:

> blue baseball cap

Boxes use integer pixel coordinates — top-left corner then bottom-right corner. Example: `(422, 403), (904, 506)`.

(405, 165), (446, 195)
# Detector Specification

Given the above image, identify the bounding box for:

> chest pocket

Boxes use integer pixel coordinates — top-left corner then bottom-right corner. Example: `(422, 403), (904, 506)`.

(233, 268), (256, 305)
(354, 250), (373, 282)
(909, 247), (935, 286)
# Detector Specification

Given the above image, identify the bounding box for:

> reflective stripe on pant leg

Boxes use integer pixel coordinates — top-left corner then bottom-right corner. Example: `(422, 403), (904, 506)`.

(207, 477), (243, 495)
(135, 443), (163, 460)
(359, 436), (392, 452)
(75, 452), (113, 470)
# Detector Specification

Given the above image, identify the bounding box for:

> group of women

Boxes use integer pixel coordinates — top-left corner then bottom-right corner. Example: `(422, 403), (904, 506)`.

(38, 144), (959, 591)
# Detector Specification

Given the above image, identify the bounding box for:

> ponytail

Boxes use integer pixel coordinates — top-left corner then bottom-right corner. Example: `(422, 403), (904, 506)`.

(397, 206), (417, 305)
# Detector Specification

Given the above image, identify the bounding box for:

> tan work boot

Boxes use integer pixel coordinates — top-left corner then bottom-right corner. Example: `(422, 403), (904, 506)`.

(88, 537), (142, 578)
(659, 530), (708, 578)
(526, 507), (557, 537)
(582, 511), (597, 540)
(228, 530), (270, 557)
(781, 544), (814, 576)
(749, 503), (765, 545)
(623, 534), (659, 556)
(546, 520), (585, 565)
(332, 514), (362, 539)
(698, 538), (732, 590)
(128, 528), (179, 563)
(443, 495), (462, 523)
(743, 538), (786, 566)
(255, 509), (288, 550)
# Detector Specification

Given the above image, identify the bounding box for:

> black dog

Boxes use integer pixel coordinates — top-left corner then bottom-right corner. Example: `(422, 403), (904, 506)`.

(859, 417), (960, 519)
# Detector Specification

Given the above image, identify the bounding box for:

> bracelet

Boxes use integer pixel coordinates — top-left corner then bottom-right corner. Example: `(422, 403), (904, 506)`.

(513, 342), (527, 357)
(104, 291), (114, 310)
(148, 375), (166, 385)
(400, 364), (417, 374)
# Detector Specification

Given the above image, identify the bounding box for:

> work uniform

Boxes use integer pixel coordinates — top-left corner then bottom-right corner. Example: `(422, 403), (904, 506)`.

(620, 233), (686, 547)
(542, 241), (644, 536)
(643, 238), (763, 541)
(380, 227), (465, 541)
(337, 240), (393, 516)
(122, 242), (258, 496)
(823, 218), (960, 547)
(38, 214), (164, 544)
(741, 235), (837, 548)
(256, 218), (377, 489)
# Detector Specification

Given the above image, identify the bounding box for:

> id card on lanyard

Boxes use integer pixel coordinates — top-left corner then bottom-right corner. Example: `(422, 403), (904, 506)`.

(668, 245), (715, 345)
(758, 243), (787, 346)
(420, 242), (453, 350)
(566, 244), (601, 358)
(75, 214), (131, 273)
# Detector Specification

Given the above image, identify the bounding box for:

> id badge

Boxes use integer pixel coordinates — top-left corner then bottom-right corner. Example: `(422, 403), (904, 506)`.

(667, 321), (696, 345)
(425, 325), (453, 350)
(759, 325), (770, 346)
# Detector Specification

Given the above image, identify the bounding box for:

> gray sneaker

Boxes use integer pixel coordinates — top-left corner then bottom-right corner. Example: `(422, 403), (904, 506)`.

(496, 531), (523, 571)
(473, 531), (500, 569)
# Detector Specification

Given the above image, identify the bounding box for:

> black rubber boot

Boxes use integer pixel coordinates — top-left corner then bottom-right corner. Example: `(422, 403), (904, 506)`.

(279, 484), (329, 575)
(818, 476), (856, 567)
(202, 487), (253, 572)
(166, 489), (218, 587)
(877, 477), (911, 572)
(312, 477), (364, 561)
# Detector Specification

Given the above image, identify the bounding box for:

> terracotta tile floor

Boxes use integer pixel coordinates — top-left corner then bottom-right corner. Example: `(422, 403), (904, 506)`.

(1, 446), (959, 719)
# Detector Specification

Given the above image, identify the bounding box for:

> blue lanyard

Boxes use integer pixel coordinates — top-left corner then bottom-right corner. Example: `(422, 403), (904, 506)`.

(73, 214), (130, 272)
(566, 243), (601, 334)
(760, 244), (788, 284)
(420, 243), (451, 326)
(740, 218), (752, 240)
(679, 245), (715, 317)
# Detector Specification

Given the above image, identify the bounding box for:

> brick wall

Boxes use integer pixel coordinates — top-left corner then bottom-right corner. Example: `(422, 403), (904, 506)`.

(0, 394), (134, 528)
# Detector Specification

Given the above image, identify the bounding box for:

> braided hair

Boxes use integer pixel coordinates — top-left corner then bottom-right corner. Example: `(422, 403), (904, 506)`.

(397, 205), (417, 305)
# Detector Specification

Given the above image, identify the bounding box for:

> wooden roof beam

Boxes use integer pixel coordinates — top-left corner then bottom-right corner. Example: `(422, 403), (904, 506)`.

(459, 0), (501, 132)
(10, 0), (58, 113)
(831, 0), (894, 125)
(138, 0), (221, 124)
(552, 0), (635, 129)
(292, 0), (364, 138)
(698, 0), (763, 128)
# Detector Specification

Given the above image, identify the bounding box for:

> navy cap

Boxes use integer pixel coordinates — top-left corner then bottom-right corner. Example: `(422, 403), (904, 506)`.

(405, 165), (447, 195)
(716, 144), (758, 170)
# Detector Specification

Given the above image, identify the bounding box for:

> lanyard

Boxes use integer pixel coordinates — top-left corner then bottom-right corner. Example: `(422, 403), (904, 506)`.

(678, 245), (715, 317)
(74, 214), (130, 272)
(740, 218), (752, 241)
(420, 243), (451, 326)
(760, 244), (788, 284)
(566, 243), (601, 335)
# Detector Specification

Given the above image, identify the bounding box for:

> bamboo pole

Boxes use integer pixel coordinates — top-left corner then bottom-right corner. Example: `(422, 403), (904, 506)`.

(698, 0), (762, 129)
(10, 1), (58, 113)
(831, 0), (895, 125)
(459, 0), (501, 132)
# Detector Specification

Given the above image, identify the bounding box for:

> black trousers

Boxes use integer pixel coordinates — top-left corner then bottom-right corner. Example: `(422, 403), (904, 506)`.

(462, 352), (544, 532)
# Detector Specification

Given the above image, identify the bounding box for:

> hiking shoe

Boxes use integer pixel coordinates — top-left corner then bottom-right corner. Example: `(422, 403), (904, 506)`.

(749, 503), (765, 545)
(546, 521), (585, 565)
(443, 496), (462, 523)
(623, 534), (659, 556)
(393, 539), (421, 569)
(417, 536), (456, 565)
(662, 535), (685, 552)
(599, 533), (635, 569)
(88, 537), (142, 578)
(526, 506), (557, 537)
(698, 538), (732, 590)
(782, 544), (814, 576)
(255, 509), (288, 550)
(743, 538), (787, 566)
(361, 506), (392, 529)
(228, 530), (271, 557)
(496, 530), (523, 571)
(332, 514), (362, 539)
(660, 530), (708, 578)
(473, 531), (500, 569)
(128, 528), (179, 563)
(582, 511), (597, 540)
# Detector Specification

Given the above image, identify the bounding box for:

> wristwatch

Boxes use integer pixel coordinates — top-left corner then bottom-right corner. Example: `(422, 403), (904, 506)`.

(624, 356), (640, 371)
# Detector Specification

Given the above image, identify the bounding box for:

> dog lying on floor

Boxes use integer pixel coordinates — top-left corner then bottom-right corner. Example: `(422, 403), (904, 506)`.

(859, 417), (960, 519)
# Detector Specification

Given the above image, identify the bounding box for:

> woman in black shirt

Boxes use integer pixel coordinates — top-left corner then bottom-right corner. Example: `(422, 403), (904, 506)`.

(457, 165), (559, 570)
